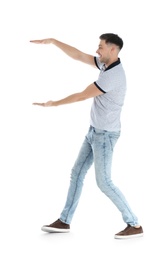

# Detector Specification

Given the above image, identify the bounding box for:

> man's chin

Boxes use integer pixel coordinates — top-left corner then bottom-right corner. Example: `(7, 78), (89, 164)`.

(99, 57), (103, 62)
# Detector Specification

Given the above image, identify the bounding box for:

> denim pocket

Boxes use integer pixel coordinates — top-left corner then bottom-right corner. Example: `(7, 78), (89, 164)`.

(93, 127), (106, 135)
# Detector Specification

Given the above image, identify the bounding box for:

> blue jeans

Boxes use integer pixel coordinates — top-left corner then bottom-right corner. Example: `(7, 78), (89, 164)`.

(60, 126), (139, 226)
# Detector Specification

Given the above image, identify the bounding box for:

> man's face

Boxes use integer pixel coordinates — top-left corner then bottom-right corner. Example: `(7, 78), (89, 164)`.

(96, 40), (112, 65)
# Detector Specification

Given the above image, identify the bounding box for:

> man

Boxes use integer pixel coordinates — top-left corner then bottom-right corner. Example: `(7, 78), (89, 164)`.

(30, 33), (143, 239)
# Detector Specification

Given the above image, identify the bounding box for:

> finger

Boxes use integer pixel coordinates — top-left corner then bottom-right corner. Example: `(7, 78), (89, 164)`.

(30, 40), (43, 44)
(32, 102), (45, 106)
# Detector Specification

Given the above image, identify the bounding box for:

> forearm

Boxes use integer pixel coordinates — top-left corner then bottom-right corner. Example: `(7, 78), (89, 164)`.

(51, 92), (86, 106)
(50, 38), (82, 60)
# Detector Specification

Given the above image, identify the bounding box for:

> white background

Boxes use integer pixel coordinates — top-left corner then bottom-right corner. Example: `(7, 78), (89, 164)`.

(0, 0), (165, 259)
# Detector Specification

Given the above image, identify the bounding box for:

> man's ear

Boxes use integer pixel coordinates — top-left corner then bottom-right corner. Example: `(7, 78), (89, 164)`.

(111, 44), (120, 54)
(108, 44), (115, 52)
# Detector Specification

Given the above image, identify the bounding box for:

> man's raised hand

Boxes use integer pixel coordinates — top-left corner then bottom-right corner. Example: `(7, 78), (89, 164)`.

(30, 38), (53, 44)
(32, 101), (54, 107)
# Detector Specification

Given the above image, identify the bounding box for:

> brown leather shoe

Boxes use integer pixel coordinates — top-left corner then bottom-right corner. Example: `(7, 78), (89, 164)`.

(114, 225), (143, 239)
(41, 219), (70, 233)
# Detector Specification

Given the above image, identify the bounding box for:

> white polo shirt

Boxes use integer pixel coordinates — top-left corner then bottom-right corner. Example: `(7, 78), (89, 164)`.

(90, 57), (126, 132)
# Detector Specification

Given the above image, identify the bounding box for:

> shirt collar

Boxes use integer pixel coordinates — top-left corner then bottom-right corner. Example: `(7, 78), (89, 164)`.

(104, 58), (121, 71)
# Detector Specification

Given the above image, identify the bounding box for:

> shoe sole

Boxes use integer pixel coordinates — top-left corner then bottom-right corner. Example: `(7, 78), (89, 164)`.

(114, 233), (143, 239)
(41, 226), (70, 233)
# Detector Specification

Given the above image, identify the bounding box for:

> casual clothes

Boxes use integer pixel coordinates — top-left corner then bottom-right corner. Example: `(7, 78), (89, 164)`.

(59, 58), (139, 227)
(90, 57), (126, 131)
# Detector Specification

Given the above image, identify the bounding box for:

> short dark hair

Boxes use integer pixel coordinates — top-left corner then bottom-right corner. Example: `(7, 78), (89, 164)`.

(99, 33), (123, 50)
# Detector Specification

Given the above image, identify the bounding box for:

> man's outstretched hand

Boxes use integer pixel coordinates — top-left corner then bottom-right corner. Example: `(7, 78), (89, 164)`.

(33, 101), (54, 107)
(30, 39), (53, 44)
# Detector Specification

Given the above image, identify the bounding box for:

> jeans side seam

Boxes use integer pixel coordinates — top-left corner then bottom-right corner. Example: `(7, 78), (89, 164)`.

(65, 148), (92, 223)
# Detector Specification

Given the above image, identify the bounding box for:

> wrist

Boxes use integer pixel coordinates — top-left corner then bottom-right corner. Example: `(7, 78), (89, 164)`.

(50, 38), (56, 45)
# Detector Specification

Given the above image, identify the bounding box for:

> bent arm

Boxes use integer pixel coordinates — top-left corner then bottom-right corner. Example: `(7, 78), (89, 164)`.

(33, 83), (103, 107)
(30, 38), (96, 67)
